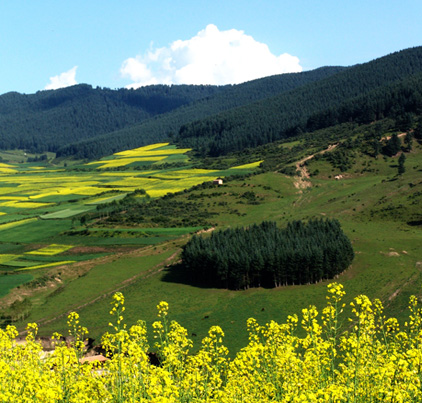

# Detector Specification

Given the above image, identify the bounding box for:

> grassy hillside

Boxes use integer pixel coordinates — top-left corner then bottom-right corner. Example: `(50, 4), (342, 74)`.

(0, 142), (261, 327)
(1, 124), (420, 356)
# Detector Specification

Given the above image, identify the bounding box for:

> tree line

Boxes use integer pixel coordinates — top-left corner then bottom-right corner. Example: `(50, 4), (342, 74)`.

(181, 219), (354, 290)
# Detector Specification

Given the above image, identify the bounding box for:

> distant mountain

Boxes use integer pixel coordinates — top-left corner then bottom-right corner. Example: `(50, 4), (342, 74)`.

(0, 84), (224, 153)
(55, 66), (345, 159)
(174, 46), (422, 156)
(2, 46), (422, 160)
(0, 67), (345, 159)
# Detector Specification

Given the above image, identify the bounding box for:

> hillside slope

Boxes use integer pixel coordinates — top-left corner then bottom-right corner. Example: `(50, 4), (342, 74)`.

(0, 67), (344, 158)
(7, 125), (421, 355)
(55, 67), (345, 159)
(0, 84), (223, 153)
(175, 46), (422, 156)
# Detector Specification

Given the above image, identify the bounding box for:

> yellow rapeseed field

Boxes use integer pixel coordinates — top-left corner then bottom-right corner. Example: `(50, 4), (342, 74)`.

(0, 218), (37, 231)
(114, 143), (171, 156)
(87, 143), (191, 169)
(26, 244), (74, 256)
(1, 283), (422, 402)
(231, 160), (263, 169)
(89, 157), (167, 169)
(17, 260), (75, 271)
(0, 201), (52, 208)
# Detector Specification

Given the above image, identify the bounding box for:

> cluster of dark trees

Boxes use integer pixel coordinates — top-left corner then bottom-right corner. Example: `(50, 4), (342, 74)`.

(90, 183), (220, 228)
(181, 219), (354, 290)
(304, 73), (422, 134)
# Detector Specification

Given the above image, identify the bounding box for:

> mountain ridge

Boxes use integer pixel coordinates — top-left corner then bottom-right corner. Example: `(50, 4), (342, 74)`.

(1, 46), (421, 161)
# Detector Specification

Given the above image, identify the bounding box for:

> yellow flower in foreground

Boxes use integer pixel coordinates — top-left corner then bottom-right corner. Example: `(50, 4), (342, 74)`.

(1, 285), (422, 402)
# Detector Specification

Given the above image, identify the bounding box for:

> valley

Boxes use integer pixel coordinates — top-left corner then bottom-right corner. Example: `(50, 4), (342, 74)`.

(1, 130), (421, 355)
(0, 46), (422, 357)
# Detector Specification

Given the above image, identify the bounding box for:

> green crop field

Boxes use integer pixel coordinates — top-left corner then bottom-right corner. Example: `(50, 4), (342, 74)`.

(0, 142), (261, 326)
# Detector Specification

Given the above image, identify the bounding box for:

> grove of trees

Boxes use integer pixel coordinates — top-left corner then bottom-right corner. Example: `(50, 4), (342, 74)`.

(181, 219), (354, 290)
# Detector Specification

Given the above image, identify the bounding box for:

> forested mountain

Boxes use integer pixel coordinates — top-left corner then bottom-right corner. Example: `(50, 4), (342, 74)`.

(0, 67), (343, 158)
(0, 84), (224, 153)
(175, 46), (422, 156)
(2, 46), (422, 159)
(55, 66), (345, 159)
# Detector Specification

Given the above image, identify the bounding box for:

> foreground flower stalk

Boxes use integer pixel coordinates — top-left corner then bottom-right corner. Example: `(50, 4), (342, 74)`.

(1, 283), (422, 402)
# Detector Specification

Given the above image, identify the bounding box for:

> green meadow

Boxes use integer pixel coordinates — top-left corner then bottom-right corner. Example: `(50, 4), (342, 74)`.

(1, 138), (421, 356)
(0, 142), (260, 328)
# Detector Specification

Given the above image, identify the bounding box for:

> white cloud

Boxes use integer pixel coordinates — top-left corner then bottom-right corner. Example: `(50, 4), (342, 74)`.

(44, 66), (78, 90)
(121, 24), (302, 88)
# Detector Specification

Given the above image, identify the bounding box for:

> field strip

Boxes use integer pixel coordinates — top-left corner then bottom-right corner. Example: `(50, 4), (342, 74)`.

(0, 217), (37, 231)
(26, 244), (74, 256)
(17, 261), (76, 271)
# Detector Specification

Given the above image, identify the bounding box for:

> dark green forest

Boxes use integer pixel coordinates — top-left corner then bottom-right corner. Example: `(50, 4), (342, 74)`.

(54, 67), (345, 159)
(0, 67), (344, 158)
(175, 47), (422, 156)
(181, 219), (354, 290)
(0, 84), (223, 153)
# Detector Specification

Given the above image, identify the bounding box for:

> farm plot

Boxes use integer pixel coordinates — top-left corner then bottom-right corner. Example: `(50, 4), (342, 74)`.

(0, 219), (73, 243)
(40, 206), (95, 219)
(25, 244), (74, 255)
(0, 145), (260, 225)
(85, 193), (128, 205)
(0, 143), (261, 297)
(0, 244), (79, 272)
(87, 143), (191, 169)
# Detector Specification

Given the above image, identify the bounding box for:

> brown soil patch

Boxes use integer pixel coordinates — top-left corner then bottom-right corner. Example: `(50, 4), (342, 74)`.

(381, 132), (407, 141)
(293, 144), (338, 190)
(196, 227), (215, 235)
(67, 246), (109, 254)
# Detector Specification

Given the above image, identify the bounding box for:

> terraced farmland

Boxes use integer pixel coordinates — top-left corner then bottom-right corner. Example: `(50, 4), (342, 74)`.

(0, 142), (260, 298)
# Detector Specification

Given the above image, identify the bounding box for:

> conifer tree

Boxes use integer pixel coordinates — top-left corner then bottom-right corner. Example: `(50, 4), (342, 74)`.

(398, 152), (406, 175)
(404, 132), (413, 152)
(383, 133), (401, 156)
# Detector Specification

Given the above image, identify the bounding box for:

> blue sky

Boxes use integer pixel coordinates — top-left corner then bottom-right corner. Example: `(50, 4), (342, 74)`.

(1, 0), (421, 94)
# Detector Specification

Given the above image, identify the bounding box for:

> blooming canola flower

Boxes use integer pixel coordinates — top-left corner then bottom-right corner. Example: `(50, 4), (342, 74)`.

(1, 283), (422, 402)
